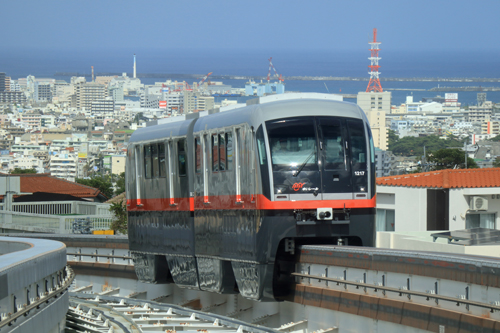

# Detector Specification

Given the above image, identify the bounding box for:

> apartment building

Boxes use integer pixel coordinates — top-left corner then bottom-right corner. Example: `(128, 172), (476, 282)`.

(183, 90), (214, 113)
(481, 121), (500, 135)
(374, 148), (397, 177)
(50, 153), (78, 182)
(75, 81), (107, 111)
(10, 155), (45, 173)
(468, 101), (493, 123)
(140, 87), (161, 108)
(357, 91), (391, 150)
(34, 82), (52, 102)
(0, 72), (5, 92)
(91, 99), (114, 114)
(0, 91), (27, 104)
(21, 112), (42, 129)
(165, 92), (183, 114)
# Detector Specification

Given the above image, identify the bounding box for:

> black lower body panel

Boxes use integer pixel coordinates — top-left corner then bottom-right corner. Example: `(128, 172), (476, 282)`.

(128, 207), (375, 299)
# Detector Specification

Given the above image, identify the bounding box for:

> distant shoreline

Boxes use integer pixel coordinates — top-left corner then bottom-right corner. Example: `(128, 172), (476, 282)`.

(54, 72), (500, 83)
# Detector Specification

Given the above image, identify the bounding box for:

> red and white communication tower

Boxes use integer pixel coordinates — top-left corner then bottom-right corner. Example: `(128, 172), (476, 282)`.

(366, 28), (383, 93)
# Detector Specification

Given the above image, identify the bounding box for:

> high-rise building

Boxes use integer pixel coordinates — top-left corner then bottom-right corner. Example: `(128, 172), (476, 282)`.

(34, 82), (52, 102)
(357, 91), (391, 150)
(0, 73), (6, 92)
(4, 76), (10, 92)
(75, 81), (107, 111)
(468, 101), (493, 123)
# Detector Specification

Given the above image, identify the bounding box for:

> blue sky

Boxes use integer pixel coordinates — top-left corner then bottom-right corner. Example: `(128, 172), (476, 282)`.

(2, 0), (500, 53)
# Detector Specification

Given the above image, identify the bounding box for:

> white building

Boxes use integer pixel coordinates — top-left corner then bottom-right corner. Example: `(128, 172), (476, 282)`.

(11, 155), (45, 173)
(165, 92), (183, 114)
(50, 153), (78, 182)
(357, 91), (391, 150)
(376, 168), (500, 232)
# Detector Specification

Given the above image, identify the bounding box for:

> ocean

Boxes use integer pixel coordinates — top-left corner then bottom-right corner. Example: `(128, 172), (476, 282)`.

(1, 48), (499, 106)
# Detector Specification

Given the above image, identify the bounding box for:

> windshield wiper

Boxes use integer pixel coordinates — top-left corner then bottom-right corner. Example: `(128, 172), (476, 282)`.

(293, 150), (315, 177)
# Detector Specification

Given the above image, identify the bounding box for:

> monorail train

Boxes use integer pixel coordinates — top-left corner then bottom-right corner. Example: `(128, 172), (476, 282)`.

(126, 93), (376, 301)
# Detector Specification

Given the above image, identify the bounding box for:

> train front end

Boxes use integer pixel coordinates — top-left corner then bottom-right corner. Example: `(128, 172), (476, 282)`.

(249, 97), (376, 300)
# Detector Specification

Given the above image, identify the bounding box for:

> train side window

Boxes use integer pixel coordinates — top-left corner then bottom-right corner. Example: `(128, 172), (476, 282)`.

(226, 132), (233, 171)
(256, 127), (268, 166)
(195, 137), (201, 174)
(256, 126), (271, 199)
(152, 144), (159, 178)
(159, 143), (166, 178)
(144, 145), (152, 179)
(178, 140), (186, 177)
(212, 134), (219, 172)
(219, 133), (226, 171)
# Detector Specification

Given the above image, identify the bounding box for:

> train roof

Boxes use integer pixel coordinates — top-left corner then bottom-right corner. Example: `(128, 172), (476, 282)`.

(129, 93), (366, 144)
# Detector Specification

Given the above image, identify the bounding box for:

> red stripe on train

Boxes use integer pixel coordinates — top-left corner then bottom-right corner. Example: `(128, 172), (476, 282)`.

(127, 195), (375, 211)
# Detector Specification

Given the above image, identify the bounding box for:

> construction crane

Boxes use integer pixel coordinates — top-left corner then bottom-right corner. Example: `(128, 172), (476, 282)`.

(172, 81), (192, 92)
(267, 57), (284, 83)
(198, 72), (213, 86)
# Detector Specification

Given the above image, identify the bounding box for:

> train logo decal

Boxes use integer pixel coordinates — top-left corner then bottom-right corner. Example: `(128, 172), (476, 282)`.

(292, 182), (306, 191)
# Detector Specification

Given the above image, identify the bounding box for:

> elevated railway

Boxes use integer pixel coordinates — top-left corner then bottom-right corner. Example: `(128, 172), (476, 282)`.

(3, 234), (499, 332)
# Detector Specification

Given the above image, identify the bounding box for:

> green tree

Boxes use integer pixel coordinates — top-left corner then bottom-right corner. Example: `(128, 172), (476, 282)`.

(387, 129), (399, 150)
(76, 176), (114, 199)
(10, 168), (37, 174)
(114, 172), (126, 196)
(390, 135), (462, 157)
(427, 148), (478, 170)
(109, 202), (127, 234)
(489, 134), (500, 142)
(493, 157), (500, 168)
(134, 112), (144, 124)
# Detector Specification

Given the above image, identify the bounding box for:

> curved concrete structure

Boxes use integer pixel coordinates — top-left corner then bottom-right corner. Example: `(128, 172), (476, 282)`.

(0, 237), (70, 333)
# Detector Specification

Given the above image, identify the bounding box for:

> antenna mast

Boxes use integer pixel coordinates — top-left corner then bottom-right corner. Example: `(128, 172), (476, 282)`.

(366, 28), (383, 92)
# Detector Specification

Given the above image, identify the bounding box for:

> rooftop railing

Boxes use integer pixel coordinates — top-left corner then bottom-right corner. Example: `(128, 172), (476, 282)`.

(0, 200), (113, 234)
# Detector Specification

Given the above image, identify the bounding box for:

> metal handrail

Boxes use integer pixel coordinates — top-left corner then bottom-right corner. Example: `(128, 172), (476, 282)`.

(292, 272), (500, 313)
(67, 253), (132, 260)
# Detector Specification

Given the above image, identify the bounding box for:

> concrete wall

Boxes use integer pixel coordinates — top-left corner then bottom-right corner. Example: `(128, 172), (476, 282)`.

(377, 186), (427, 232)
(377, 231), (500, 257)
(377, 185), (500, 232)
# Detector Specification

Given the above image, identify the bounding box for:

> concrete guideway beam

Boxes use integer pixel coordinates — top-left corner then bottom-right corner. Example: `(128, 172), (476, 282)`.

(10, 234), (500, 332)
(0, 236), (74, 333)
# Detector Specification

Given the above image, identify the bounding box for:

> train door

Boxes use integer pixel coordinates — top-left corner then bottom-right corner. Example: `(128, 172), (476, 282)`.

(177, 139), (189, 203)
(317, 117), (352, 199)
(234, 128), (242, 203)
(347, 119), (369, 198)
(168, 139), (188, 205)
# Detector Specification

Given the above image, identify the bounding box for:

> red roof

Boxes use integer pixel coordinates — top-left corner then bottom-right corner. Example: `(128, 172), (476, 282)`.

(377, 168), (500, 189)
(5, 173), (102, 198)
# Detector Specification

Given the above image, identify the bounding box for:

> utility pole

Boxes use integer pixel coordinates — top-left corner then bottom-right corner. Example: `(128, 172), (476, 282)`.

(464, 142), (467, 169)
(423, 146), (426, 172)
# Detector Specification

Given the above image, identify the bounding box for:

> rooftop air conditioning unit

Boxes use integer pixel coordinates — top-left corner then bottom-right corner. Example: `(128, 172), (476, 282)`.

(470, 196), (488, 211)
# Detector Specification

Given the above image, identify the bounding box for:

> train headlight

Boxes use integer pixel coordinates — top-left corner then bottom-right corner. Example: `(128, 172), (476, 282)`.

(275, 185), (287, 194)
(317, 208), (333, 220)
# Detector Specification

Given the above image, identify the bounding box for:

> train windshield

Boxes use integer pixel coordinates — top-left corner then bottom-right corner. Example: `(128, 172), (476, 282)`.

(266, 117), (318, 173)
